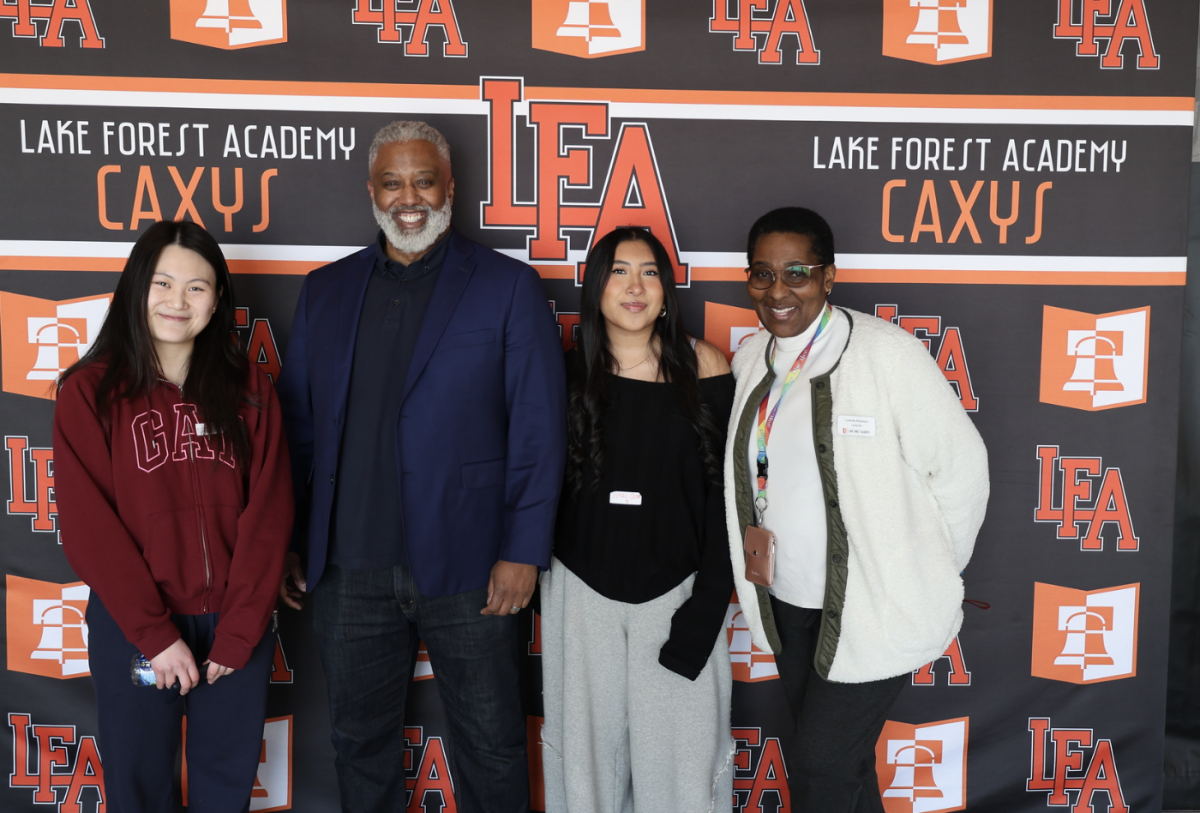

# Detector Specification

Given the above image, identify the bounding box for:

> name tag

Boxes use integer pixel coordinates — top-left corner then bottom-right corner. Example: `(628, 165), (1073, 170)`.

(195, 423), (214, 436)
(609, 491), (643, 506)
(837, 415), (876, 437)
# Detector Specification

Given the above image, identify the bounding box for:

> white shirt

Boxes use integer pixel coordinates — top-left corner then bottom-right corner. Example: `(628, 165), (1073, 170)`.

(745, 306), (850, 609)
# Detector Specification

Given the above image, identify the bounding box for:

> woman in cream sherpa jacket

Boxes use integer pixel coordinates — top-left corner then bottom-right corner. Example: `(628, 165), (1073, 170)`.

(725, 206), (989, 812)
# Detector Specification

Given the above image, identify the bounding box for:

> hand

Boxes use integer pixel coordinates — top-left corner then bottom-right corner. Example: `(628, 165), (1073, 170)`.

(149, 639), (200, 695)
(481, 560), (537, 616)
(279, 552), (306, 610)
(204, 660), (235, 684)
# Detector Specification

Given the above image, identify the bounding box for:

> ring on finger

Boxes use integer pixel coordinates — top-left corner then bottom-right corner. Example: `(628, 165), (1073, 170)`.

(510, 605), (520, 613)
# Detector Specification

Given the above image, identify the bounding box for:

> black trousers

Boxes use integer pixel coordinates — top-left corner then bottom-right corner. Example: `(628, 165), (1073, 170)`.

(771, 596), (907, 813)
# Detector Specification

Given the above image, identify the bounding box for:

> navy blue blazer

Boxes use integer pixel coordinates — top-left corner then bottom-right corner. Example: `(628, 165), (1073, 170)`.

(276, 230), (567, 597)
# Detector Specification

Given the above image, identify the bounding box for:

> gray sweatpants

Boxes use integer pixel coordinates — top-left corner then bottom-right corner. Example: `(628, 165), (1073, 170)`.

(540, 557), (734, 813)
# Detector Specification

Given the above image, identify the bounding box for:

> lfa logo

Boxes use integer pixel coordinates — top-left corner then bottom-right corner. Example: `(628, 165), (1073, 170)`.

(170, 0), (288, 49)
(1027, 717), (1128, 812)
(875, 305), (978, 411)
(883, 0), (992, 64)
(1040, 306), (1149, 411)
(480, 77), (688, 285)
(709, 0), (820, 65)
(6, 436), (57, 535)
(352, 0), (467, 56)
(6, 576), (89, 680)
(731, 727), (789, 813)
(8, 713), (105, 813)
(1053, 0), (1158, 69)
(875, 718), (968, 813)
(0, 0), (104, 47)
(532, 0), (644, 58)
(1032, 582), (1138, 684)
(0, 292), (111, 401)
(1034, 445), (1138, 551)
(911, 637), (971, 686)
(726, 599), (778, 682)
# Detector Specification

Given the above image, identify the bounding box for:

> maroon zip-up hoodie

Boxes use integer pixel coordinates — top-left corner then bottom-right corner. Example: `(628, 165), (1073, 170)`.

(54, 362), (293, 670)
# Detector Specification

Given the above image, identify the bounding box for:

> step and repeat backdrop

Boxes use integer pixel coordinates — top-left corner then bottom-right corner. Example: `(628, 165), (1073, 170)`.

(0, 2), (1196, 812)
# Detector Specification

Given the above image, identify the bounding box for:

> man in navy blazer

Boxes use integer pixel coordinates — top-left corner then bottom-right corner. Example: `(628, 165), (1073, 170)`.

(276, 121), (565, 813)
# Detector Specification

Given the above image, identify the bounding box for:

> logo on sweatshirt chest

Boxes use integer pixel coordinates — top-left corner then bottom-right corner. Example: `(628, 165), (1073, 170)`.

(5, 576), (90, 680)
(131, 404), (236, 473)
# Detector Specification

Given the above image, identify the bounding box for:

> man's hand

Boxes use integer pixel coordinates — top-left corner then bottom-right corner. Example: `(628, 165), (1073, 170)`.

(481, 560), (537, 616)
(149, 639), (200, 695)
(279, 552), (306, 610)
(204, 660), (235, 684)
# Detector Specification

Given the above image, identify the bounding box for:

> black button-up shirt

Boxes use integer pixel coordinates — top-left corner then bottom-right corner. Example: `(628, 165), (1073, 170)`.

(329, 230), (450, 568)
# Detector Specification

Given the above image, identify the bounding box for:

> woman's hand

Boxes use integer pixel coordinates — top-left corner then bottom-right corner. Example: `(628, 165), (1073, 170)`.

(149, 639), (200, 695)
(279, 551), (306, 610)
(204, 660), (235, 684)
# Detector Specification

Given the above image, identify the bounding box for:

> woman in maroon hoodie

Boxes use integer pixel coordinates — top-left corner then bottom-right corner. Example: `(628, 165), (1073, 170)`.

(53, 220), (293, 813)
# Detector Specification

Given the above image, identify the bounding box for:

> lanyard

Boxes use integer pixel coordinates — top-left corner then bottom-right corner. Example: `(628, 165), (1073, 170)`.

(755, 304), (832, 522)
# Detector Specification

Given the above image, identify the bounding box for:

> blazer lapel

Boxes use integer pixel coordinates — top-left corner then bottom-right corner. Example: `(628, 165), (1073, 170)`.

(401, 231), (476, 404)
(331, 248), (376, 415)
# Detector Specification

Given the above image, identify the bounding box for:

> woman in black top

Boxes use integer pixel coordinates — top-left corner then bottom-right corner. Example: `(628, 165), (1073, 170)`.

(540, 228), (735, 813)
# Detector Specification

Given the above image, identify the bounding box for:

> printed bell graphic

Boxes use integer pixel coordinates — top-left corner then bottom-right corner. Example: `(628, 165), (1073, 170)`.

(1064, 334), (1123, 394)
(1054, 609), (1115, 669)
(26, 321), (82, 381)
(30, 603), (89, 667)
(557, 1), (621, 40)
(883, 744), (944, 801)
(197, 0), (263, 32)
(906, 0), (970, 48)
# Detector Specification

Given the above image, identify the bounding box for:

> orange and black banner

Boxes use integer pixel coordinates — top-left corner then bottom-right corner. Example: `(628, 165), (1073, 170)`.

(1, 2), (1195, 812)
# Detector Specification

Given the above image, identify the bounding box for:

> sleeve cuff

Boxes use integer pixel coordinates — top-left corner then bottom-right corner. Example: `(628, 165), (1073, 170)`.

(658, 644), (705, 682)
(207, 632), (255, 671)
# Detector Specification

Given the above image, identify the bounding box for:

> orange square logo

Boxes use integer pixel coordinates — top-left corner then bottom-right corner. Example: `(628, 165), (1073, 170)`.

(5, 575), (90, 680)
(883, 0), (992, 65)
(876, 717), (968, 813)
(1039, 305), (1149, 411)
(726, 598), (778, 682)
(1032, 582), (1139, 684)
(170, 0), (287, 50)
(0, 292), (111, 401)
(704, 302), (761, 363)
(532, 0), (644, 58)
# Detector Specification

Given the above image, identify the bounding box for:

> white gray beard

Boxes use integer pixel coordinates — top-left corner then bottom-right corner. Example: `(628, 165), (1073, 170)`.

(373, 199), (453, 255)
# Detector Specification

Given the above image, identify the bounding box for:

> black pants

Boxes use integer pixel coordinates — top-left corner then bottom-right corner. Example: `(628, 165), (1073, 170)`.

(87, 595), (275, 813)
(771, 596), (907, 813)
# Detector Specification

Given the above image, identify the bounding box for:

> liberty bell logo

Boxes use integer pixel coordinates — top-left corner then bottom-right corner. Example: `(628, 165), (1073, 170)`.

(169, 0), (287, 49)
(1039, 306), (1149, 411)
(1064, 330), (1123, 395)
(6, 576), (92, 679)
(31, 593), (90, 676)
(882, 0), (991, 65)
(1054, 606), (1115, 670)
(0, 291), (111, 400)
(875, 718), (968, 813)
(532, 0), (644, 58)
(1032, 582), (1139, 684)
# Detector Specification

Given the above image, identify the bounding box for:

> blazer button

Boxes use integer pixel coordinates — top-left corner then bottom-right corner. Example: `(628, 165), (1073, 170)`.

(827, 609), (838, 619)
(330, 475), (335, 484)
(818, 444), (827, 453)
(816, 381), (825, 389)
(832, 553), (843, 564)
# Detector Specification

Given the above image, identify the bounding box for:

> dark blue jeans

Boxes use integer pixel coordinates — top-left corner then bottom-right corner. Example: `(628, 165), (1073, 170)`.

(86, 594), (275, 813)
(312, 564), (528, 813)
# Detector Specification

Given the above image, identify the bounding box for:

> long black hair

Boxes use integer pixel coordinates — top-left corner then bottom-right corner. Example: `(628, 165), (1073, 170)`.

(566, 227), (721, 493)
(59, 220), (252, 466)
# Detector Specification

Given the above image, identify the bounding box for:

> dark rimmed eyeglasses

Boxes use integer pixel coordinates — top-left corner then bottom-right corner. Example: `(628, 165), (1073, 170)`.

(745, 264), (828, 290)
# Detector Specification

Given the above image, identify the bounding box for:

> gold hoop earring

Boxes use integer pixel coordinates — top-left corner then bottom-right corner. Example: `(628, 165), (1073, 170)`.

(659, 306), (667, 318)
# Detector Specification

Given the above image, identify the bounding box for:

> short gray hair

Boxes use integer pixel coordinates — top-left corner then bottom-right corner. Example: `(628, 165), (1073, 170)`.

(369, 121), (451, 169)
